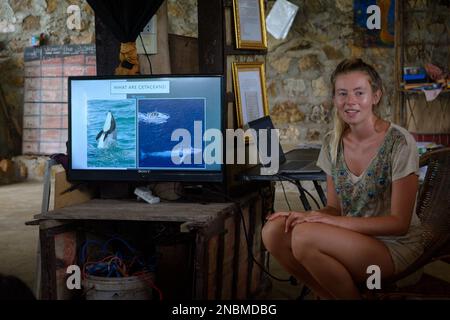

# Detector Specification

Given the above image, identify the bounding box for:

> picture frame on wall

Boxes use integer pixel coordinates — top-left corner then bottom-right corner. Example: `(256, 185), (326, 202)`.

(232, 61), (269, 128)
(232, 0), (268, 50)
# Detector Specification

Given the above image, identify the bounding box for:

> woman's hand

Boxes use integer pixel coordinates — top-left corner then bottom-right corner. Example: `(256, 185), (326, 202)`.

(266, 210), (340, 233)
(303, 211), (338, 226)
(265, 211), (291, 221)
(266, 211), (308, 233)
(284, 211), (309, 233)
(285, 211), (339, 232)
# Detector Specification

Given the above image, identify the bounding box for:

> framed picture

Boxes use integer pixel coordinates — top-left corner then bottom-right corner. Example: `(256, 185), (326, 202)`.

(232, 61), (269, 128)
(232, 0), (268, 50)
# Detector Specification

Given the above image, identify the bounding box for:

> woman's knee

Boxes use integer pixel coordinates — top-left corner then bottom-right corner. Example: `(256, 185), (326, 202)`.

(261, 219), (286, 252)
(291, 223), (317, 262)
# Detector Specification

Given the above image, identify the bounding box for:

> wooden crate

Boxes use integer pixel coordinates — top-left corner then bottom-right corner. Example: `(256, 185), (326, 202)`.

(35, 185), (273, 300)
(202, 189), (271, 300)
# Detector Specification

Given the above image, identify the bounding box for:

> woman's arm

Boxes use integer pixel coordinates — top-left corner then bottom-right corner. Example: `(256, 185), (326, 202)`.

(267, 175), (340, 220)
(315, 175), (341, 216)
(298, 174), (419, 236)
(282, 175), (340, 231)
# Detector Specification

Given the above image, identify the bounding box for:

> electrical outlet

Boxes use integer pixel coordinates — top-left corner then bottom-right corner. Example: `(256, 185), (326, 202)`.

(142, 16), (156, 33)
(137, 15), (157, 55)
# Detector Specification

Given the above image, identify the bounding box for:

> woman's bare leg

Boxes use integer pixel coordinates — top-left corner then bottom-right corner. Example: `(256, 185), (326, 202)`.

(262, 218), (334, 299)
(291, 222), (395, 299)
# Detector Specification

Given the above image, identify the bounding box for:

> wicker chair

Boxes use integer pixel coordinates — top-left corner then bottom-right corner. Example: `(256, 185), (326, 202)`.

(368, 147), (450, 299)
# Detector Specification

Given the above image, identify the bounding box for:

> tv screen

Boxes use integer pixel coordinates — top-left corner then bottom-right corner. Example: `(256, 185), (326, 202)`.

(68, 75), (224, 182)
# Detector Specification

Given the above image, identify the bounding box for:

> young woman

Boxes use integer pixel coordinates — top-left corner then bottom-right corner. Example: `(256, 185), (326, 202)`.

(262, 58), (423, 299)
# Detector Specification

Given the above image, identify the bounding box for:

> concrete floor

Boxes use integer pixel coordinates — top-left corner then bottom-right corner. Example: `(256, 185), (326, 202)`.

(0, 180), (449, 299)
(0, 181), (41, 290)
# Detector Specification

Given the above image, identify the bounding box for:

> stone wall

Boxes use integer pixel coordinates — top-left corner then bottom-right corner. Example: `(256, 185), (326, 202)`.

(0, 0), (95, 157)
(265, 0), (397, 148)
(0, 0), (191, 157)
(166, 0), (448, 149)
(169, 0), (397, 149)
(167, 0), (198, 38)
(1, 0), (448, 158)
(0, 0), (362, 156)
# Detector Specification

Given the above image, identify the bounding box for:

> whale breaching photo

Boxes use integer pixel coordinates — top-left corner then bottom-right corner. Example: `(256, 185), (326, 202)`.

(96, 111), (117, 149)
(87, 99), (137, 168)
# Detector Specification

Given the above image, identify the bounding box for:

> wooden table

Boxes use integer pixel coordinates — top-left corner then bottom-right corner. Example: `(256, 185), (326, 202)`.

(34, 190), (272, 300)
(241, 148), (327, 210)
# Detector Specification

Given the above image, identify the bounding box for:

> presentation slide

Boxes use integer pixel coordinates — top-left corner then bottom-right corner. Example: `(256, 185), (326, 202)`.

(70, 77), (222, 172)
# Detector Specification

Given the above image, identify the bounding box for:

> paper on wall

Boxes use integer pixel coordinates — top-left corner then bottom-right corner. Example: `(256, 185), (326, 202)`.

(266, 0), (299, 40)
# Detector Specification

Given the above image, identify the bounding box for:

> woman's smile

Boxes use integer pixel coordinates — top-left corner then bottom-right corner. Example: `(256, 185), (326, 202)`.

(344, 109), (360, 116)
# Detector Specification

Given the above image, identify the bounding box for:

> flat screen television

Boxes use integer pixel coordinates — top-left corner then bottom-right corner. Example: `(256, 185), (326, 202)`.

(68, 74), (224, 182)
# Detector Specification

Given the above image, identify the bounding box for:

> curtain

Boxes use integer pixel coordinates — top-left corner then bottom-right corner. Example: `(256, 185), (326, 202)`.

(86, 0), (165, 75)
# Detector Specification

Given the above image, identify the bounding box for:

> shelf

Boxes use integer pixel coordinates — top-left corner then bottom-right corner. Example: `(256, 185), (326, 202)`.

(224, 45), (267, 56)
(401, 80), (449, 89)
(395, 0), (450, 127)
(398, 88), (450, 94)
(396, 89), (450, 95)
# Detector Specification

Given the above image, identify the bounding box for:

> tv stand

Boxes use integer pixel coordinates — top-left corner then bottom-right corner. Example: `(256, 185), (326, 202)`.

(34, 184), (274, 300)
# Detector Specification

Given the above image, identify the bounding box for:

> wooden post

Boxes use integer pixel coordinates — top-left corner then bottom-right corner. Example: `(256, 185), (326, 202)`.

(139, 0), (171, 75)
(394, 0), (404, 126)
(94, 15), (120, 76)
(198, 0), (224, 74)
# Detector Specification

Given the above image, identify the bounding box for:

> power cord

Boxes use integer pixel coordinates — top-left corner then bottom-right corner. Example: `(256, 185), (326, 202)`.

(139, 33), (153, 74)
(277, 178), (292, 211)
(275, 174), (321, 209)
(203, 185), (296, 284)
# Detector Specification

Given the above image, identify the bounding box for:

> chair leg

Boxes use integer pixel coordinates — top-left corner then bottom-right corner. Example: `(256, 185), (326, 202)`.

(35, 241), (41, 299)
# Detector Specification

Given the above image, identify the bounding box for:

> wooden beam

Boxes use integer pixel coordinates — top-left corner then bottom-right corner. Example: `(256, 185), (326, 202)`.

(198, 0), (224, 74)
(94, 15), (120, 76)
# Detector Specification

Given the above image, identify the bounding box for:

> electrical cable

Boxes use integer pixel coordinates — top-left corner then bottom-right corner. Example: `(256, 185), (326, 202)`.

(237, 199), (295, 283)
(79, 236), (163, 298)
(203, 186), (295, 284)
(275, 173), (321, 209)
(277, 178), (292, 211)
(139, 33), (153, 74)
(129, 183), (295, 284)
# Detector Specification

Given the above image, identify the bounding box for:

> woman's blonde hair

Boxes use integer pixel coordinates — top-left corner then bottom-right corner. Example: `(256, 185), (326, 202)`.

(329, 58), (384, 163)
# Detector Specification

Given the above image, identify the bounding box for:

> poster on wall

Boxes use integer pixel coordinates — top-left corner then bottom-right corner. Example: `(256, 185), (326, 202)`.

(353, 0), (395, 47)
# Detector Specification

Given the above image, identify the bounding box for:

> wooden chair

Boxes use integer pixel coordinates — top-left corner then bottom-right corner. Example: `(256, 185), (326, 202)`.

(368, 147), (450, 299)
